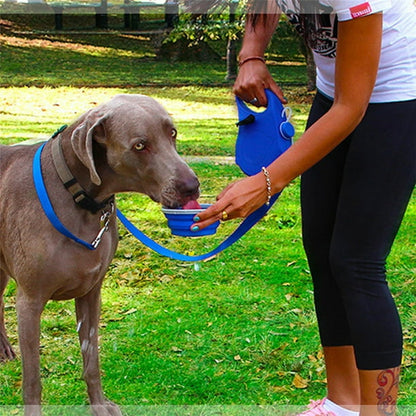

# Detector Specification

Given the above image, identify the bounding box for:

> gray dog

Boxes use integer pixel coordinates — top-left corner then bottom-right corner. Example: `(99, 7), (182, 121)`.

(0, 94), (200, 416)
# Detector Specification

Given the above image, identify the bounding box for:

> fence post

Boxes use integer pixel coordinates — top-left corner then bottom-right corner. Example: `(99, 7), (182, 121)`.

(96, 0), (108, 29)
(165, 0), (179, 28)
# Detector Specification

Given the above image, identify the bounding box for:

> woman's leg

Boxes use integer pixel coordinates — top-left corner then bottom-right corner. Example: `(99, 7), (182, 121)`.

(324, 346), (360, 411)
(302, 92), (361, 408)
(327, 99), (415, 413)
(301, 96), (416, 412)
(359, 367), (400, 416)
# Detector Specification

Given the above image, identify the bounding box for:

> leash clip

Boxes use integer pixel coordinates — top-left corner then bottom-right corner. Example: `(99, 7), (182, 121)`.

(91, 203), (114, 249)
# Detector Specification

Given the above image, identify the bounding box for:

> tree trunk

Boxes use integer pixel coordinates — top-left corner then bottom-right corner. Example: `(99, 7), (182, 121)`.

(298, 36), (316, 91)
(225, 0), (239, 81)
(226, 37), (238, 81)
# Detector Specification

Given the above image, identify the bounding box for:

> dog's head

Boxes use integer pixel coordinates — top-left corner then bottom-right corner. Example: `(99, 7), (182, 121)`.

(70, 94), (200, 208)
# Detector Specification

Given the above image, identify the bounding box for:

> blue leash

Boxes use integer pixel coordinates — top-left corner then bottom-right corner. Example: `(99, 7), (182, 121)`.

(116, 195), (278, 262)
(33, 143), (96, 251)
(33, 142), (278, 259)
(33, 90), (293, 261)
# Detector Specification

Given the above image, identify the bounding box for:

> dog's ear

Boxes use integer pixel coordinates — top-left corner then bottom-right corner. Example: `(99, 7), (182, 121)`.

(70, 112), (108, 186)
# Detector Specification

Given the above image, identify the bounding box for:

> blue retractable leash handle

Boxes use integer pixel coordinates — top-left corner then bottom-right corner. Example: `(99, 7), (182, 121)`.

(235, 89), (294, 176)
(33, 90), (294, 261)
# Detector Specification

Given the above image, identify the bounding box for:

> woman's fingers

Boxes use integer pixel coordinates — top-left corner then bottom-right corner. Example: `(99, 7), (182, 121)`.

(191, 175), (268, 232)
(191, 200), (230, 232)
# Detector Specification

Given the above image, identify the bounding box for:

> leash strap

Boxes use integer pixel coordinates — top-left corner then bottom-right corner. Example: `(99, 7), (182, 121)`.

(33, 143), (96, 251)
(116, 193), (279, 262)
(34, 141), (278, 257)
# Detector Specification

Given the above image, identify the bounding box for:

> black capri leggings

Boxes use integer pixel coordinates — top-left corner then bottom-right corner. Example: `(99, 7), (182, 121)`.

(301, 92), (416, 370)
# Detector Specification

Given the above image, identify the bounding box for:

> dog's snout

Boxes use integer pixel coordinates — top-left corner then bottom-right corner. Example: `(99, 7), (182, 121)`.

(160, 167), (200, 209)
(177, 174), (200, 199)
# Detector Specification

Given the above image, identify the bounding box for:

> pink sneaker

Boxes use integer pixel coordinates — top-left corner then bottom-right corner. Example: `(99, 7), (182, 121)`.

(297, 398), (336, 416)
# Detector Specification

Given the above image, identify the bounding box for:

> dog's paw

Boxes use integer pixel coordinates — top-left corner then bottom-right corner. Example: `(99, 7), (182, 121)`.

(0, 332), (16, 362)
(91, 401), (123, 416)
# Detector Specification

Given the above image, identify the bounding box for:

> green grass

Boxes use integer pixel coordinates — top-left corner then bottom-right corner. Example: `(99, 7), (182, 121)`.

(1, 86), (415, 410)
(0, 15), (308, 88)
(0, 18), (415, 412)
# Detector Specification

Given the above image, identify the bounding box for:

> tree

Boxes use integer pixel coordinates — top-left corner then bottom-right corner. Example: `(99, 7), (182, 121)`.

(298, 36), (316, 91)
(158, 0), (244, 81)
(161, 0), (316, 89)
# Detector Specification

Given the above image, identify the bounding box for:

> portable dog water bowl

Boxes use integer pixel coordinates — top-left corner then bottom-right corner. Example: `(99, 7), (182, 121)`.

(162, 204), (220, 237)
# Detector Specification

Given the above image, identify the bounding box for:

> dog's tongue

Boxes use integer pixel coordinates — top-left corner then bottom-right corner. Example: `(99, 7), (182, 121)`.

(182, 200), (201, 210)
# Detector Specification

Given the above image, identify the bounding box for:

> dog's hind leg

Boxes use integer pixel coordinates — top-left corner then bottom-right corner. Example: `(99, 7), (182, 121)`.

(16, 290), (47, 416)
(75, 284), (122, 416)
(0, 269), (16, 362)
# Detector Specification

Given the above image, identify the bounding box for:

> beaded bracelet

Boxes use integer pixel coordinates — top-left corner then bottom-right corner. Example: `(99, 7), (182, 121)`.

(261, 167), (272, 206)
(238, 56), (266, 67)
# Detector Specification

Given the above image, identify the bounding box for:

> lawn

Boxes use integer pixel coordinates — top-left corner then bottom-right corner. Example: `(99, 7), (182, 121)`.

(0, 15), (415, 414)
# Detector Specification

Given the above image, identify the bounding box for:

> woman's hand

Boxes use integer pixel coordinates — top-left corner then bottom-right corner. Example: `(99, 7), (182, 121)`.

(190, 172), (278, 232)
(233, 0), (284, 106)
(233, 60), (287, 106)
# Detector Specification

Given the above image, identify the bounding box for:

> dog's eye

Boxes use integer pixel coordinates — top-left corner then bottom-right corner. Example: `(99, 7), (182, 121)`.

(134, 142), (145, 152)
(171, 128), (177, 138)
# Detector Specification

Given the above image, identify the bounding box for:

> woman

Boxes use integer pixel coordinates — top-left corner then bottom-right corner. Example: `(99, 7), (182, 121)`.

(191, 1), (416, 415)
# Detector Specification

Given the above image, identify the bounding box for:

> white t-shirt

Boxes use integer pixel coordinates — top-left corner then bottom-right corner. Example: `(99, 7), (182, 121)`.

(275, 0), (416, 102)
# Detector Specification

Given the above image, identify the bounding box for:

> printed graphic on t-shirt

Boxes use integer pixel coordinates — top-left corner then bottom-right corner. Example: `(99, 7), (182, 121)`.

(276, 0), (338, 58)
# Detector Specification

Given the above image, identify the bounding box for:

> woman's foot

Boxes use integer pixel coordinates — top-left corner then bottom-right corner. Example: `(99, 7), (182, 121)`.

(297, 398), (336, 416)
(297, 398), (360, 416)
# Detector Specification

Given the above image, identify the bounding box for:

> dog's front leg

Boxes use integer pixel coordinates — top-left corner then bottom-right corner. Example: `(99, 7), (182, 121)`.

(0, 271), (16, 362)
(75, 284), (122, 416)
(16, 290), (47, 416)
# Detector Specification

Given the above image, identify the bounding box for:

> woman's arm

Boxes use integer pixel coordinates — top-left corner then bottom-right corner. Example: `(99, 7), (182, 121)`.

(266, 13), (383, 193)
(233, 0), (285, 105)
(192, 13), (383, 229)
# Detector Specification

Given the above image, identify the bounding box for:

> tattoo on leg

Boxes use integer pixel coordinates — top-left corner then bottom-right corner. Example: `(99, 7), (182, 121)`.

(376, 367), (400, 416)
